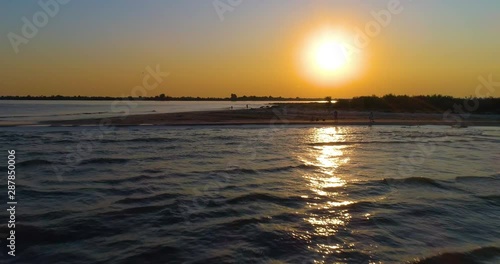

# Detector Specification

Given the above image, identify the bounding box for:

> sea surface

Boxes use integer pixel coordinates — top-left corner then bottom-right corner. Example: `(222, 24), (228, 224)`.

(0, 100), (315, 126)
(1, 125), (499, 263)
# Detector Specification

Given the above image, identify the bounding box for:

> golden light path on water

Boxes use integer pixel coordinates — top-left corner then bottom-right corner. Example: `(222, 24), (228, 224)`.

(298, 127), (354, 263)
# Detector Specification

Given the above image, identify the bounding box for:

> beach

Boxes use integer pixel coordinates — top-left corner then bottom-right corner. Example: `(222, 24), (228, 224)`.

(40, 105), (500, 127)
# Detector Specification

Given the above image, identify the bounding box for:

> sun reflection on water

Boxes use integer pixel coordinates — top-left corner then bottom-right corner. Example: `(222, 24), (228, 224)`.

(299, 127), (355, 260)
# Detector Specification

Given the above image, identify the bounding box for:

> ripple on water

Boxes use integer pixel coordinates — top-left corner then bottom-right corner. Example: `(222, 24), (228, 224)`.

(3, 125), (499, 263)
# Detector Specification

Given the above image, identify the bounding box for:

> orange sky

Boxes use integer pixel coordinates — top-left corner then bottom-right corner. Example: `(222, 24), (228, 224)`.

(1, 1), (499, 98)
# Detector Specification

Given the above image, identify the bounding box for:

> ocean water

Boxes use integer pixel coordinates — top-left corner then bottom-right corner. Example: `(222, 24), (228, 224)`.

(0, 100), (314, 126)
(1, 125), (499, 263)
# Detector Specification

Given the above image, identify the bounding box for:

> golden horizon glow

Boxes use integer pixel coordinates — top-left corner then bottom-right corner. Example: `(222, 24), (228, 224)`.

(1, 2), (499, 97)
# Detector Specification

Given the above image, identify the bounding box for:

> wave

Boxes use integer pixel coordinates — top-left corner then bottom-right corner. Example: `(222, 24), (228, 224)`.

(310, 141), (409, 146)
(306, 200), (375, 215)
(79, 158), (129, 165)
(117, 245), (182, 264)
(142, 168), (164, 174)
(100, 204), (168, 219)
(100, 137), (181, 143)
(25, 150), (70, 156)
(414, 246), (500, 264)
(218, 216), (272, 229)
(51, 139), (79, 144)
(212, 168), (258, 175)
(22, 189), (83, 198)
(455, 174), (500, 182)
(210, 135), (240, 140)
(477, 195), (500, 205)
(17, 159), (58, 167)
(23, 210), (76, 221)
(227, 193), (303, 207)
(93, 174), (162, 185)
(316, 140), (477, 147)
(263, 164), (318, 172)
(383, 177), (447, 189)
(204, 164), (318, 176)
(469, 136), (500, 143)
(114, 193), (181, 205)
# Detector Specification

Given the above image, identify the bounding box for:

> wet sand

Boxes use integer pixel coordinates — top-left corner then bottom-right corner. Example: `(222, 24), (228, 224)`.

(39, 106), (500, 127)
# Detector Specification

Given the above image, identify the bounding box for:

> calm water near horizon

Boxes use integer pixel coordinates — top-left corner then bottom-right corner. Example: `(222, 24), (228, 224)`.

(0, 100), (319, 126)
(1, 125), (499, 263)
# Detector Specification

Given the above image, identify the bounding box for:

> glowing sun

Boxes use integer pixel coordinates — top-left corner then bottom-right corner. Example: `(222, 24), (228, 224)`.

(299, 27), (361, 86)
(312, 37), (347, 73)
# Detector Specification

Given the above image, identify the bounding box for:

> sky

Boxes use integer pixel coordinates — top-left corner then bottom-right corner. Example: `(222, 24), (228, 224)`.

(1, 0), (499, 98)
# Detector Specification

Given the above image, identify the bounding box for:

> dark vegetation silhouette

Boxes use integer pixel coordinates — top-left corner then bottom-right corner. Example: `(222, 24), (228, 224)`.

(0, 94), (318, 102)
(332, 94), (499, 114)
(281, 94), (499, 114)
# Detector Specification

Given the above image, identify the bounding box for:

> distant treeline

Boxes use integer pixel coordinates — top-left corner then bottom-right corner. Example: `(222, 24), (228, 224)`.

(0, 94), (320, 102)
(327, 95), (499, 114)
(1, 94), (498, 114)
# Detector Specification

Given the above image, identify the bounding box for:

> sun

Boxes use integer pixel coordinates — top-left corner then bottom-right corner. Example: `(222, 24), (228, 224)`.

(312, 37), (347, 73)
(298, 27), (362, 87)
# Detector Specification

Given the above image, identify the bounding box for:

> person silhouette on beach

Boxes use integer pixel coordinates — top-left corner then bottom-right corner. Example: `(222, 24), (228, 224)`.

(369, 112), (375, 124)
(333, 110), (338, 123)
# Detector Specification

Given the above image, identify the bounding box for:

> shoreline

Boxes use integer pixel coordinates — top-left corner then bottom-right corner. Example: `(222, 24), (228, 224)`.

(5, 107), (494, 127)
